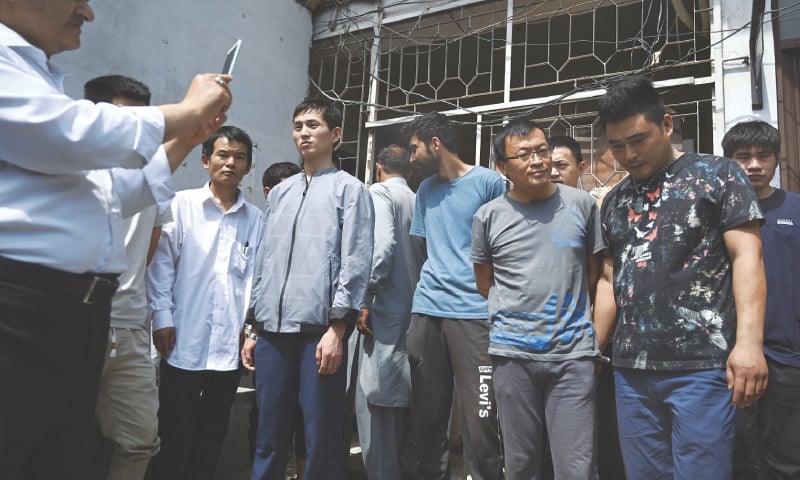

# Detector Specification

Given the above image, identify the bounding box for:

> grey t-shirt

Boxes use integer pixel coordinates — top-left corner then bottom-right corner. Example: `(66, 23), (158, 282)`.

(471, 185), (605, 360)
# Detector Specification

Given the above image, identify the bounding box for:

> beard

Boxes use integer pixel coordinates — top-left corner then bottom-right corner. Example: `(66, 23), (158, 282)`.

(408, 153), (440, 191)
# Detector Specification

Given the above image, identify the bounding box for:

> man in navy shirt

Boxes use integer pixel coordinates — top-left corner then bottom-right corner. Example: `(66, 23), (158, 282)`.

(724, 120), (800, 479)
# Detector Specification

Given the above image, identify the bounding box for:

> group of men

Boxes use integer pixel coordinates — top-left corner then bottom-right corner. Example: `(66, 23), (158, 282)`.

(389, 78), (794, 480)
(1, 2), (799, 480)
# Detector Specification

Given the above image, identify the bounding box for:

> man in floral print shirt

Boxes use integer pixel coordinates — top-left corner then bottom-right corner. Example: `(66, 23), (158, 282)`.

(593, 76), (768, 480)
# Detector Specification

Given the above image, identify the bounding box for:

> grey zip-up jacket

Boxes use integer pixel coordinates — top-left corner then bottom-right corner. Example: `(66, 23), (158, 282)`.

(250, 168), (374, 333)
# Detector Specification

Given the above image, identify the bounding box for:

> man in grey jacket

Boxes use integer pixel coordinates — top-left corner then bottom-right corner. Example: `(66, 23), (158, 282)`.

(355, 145), (422, 480)
(242, 99), (374, 480)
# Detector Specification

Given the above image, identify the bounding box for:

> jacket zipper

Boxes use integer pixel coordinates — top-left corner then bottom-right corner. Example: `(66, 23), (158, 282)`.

(277, 176), (310, 331)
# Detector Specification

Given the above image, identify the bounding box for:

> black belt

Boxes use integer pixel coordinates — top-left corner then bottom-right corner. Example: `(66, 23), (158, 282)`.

(0, 256), (119, 305)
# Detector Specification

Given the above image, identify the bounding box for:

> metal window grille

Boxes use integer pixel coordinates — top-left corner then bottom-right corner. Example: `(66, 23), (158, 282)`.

(309, 0), (714, 188)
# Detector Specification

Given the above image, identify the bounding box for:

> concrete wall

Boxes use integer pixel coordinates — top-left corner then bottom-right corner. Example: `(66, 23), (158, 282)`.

(712, 0), (780, 185)
(56, 1), (313, 206)
(311, 0), (487, 40)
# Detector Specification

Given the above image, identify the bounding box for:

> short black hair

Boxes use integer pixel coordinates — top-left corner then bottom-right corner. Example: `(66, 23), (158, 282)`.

(84, 75), (151, 105)
(376, 145), (411, 177)
(262, 161), (301, 189)
(293, 98), (342, 131)
(401, 112), (457, 152)
(492, 118), (547, 163)
(597, 76), (665, 128)
(202, 125), (254, 166)
(721, 120), (781, 158)
(549, 135), (584, 165)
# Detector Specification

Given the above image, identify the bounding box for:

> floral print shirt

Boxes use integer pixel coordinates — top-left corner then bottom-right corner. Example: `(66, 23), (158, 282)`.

(601, 152), (763, 370)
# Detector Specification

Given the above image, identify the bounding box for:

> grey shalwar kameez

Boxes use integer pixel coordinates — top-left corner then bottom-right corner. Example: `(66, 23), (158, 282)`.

(356, 177), (422, 479)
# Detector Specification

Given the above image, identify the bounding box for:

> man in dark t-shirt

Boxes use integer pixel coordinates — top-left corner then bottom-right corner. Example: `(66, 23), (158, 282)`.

(723, 120), (800, 479)
(593, 77), (768, 479)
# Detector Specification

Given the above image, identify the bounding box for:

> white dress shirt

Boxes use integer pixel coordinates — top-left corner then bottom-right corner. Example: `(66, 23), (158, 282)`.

(0, 22), (169, 274)
(110, 205), (173, 330)
(147, 184), (263, 371)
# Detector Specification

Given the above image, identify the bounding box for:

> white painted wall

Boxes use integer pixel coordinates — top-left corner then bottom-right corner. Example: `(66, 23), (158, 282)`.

(311, 0), (487, 40)
(712, 0), (781, 185)
(56, 1), (313, 206)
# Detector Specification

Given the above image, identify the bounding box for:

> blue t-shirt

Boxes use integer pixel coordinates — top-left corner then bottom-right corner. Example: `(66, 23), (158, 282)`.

(759, 189), (800, 367)
(410, 166), (505, 319)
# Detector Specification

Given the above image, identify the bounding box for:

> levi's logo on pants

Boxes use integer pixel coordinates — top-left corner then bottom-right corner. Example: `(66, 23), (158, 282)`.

(478, 365), (493, 418)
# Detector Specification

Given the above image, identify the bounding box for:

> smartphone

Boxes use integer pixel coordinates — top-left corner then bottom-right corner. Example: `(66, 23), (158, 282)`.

(222, 39), (242, 76)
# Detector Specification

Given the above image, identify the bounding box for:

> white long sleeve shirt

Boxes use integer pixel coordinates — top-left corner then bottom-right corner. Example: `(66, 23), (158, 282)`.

(146, 184), (263, 371)
(0, 22), (170, 273)
(110, 205), (173, 330)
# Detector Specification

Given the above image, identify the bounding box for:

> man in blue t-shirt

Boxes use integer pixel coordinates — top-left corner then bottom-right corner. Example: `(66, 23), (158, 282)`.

(723, 120), (800, 479)
(403, 112), (505, 480)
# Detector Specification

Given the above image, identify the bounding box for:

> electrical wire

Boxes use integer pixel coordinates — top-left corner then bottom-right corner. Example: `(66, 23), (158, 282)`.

(309, 0), (800, 127)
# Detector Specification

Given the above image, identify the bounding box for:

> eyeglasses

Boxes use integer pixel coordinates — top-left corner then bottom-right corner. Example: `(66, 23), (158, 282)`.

(505, 146), (552, 162)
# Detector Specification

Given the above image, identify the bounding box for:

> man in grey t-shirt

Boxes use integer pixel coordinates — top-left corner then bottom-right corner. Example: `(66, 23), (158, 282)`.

(471, 118), (604, 479)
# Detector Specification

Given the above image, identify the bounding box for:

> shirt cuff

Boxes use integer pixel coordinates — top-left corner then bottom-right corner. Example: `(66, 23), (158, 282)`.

(124, 105), (166, 164)
(143, 145), (175, 214)
(363, 292), (375, 309)
(328, 307), (359, 327)
(245, 306), (256, 326)
(152, 310), (175, 331)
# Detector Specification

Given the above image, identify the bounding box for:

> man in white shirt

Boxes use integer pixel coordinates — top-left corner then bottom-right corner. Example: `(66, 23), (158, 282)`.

(0, 2), (231, 479)
(146, 126), (263, 480)
(83, 75), (171, 480)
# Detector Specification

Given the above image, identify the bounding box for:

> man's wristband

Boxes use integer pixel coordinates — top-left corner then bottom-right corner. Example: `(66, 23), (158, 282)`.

(244, 323), (258, 341)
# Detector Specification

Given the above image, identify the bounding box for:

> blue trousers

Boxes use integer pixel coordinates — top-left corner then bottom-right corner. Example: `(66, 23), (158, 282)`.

(615, 368), (735, 480)
(251, 332), (347, 480)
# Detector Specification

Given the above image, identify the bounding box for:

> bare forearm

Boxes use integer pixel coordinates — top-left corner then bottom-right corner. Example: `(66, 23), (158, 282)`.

(476, 283), (489, 299)
(163, 138), (199, 172)
(593, 277), (617, 353)
(731, 252), (766, 347)
(473, 263), (493, 299)
(586, 253), (602, 305)
(722, 222), (768, 407)
(159, 103), (195, 143)
(724, 223), (767, 347)
(593, 256), (617, 352)
(328, 319), (347, 338)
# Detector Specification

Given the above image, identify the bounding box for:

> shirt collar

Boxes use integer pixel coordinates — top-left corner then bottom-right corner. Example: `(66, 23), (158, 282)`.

(382, 176), (408, 187)
(308, 167), (338, 178)
(202, 182), (248, 214)
(0, 21), (33, 48)
(0, 21), (66, 85)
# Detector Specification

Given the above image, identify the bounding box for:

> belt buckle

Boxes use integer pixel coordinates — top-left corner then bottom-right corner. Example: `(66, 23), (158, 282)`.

(82, 276), (118, 305)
